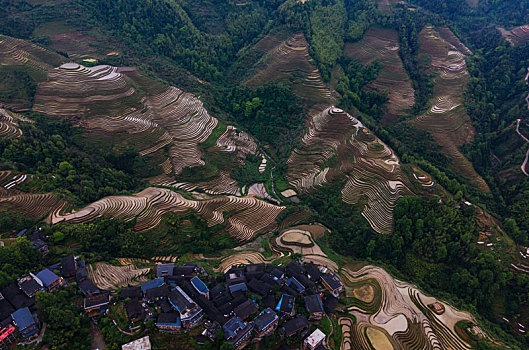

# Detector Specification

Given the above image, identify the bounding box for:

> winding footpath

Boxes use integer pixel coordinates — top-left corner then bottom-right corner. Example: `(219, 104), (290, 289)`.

(516, 119), (529, 176)
(516, 67), (529, 176)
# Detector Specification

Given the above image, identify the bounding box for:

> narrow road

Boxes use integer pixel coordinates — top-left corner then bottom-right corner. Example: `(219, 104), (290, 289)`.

(516, 119), (529, 176)
(91, 319), (106, 350)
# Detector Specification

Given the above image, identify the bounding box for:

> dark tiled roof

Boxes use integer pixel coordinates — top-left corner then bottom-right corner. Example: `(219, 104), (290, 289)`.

(323, 293), (338, 314)
(172, 266), (195, 278)
(286, 277), (305, 293)
(78, 279), (99, 296)
(1, 284), (34, 310)
(321, 273), (342, 290)
(305, 294), (324, 314)
(168, 286), (195, 313)
(84, 292), (110, 309)
(276, 294), (295, 315)
(0, 298), (15, 321)
(213, 293), (232, 308)
(305, 263), (321, 282)
(75, 267), (88, 283)
(210, 284), (227, 300)
(18, 278), (41, 297)
(252, 308), (278, 333)
(262, 294), (276, 309)
(120, 287), (142, 300)
(280, 284), (298, 297)
(295, 274), (315, 289)
(283, 315), (310, 336)
(145, 285), (170, 299)
(157, 312), (180, 326)
(286, 261), (305, 276)
(159, 298), (173, 313)
(141, 278), (164, 292)
(245, 263), (265, 273)
(156, 263), (174, 278)
(125, 300), (143, 320)
(247, 279), (270, 296)
(260, 273), (280, 287)
(61, 256), (77, 276)
(228, 283), (247, 295)
(233, 299), (258, 320)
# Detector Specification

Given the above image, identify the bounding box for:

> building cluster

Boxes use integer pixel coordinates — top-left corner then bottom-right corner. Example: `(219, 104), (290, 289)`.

(0, 250), (112, 349)
(0, 263), (69, 348)
(121, 261), (343, 349)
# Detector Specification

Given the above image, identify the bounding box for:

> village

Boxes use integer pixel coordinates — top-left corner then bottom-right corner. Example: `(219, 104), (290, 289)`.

(0, 227), (343, 350)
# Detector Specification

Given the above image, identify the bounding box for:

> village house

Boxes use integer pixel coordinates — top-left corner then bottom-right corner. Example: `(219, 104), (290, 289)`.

(120, 286), (143, 300)
(61, 255), (78, 278)
(305, 294), (325, 320)
(234, 299), (258, 321)
(11, 307), (39, 339)
(190, 276), (209, 299)
(17, 275), (42, 298)
(303, 328), (326, 350)
(282, 314), (310, 337)
(156, 313), (181, 333)
(276, 294), (296, 318)
(0, 324), (17, 350)
(125, 300), (144, 323)
(84, 292), (110, 317)
(156, 263), (174, 278)
(121, 336), (151, 350)
(168, 286), (203, 328)
(35, 269), (64, 292)
(320, 273), (343, 298)
(223, 316), (253, 350)
(252, 308), (279, 337)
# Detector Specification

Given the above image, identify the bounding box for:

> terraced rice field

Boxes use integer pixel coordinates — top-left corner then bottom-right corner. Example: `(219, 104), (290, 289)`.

(0, 189), (63, 220)
(87, 262), (150, 290)
(0, 35), (66, 82)
(51, 187), (285, 241)
(275, 229), (338, 271)
(344, 27), (415, 122)
(32, 59), (264, 191)
(340, 265), (482, 350)
(280, 229), (314, 246)
(287, 107), (413, 234)
(411, 26), (490, 192)
(498, 25), (529, 46)
(247, 31), (335, 106)
(216, 251), (283, 273)
(0, 109), (24, 138)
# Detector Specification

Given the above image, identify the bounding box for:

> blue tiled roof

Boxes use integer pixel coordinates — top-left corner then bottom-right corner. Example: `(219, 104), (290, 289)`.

(11, 307), (35, 331)
(141, 278), (164, 292)
(228, 282), (247, 294)
(35, 269), (60, 287)
(223, 316), (246, 339)
(191, 276), (208, 294)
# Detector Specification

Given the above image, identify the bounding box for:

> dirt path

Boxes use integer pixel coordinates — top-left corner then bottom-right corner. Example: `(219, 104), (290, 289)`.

(516, 119), (529, 176)
(91, 320), (106, 350)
